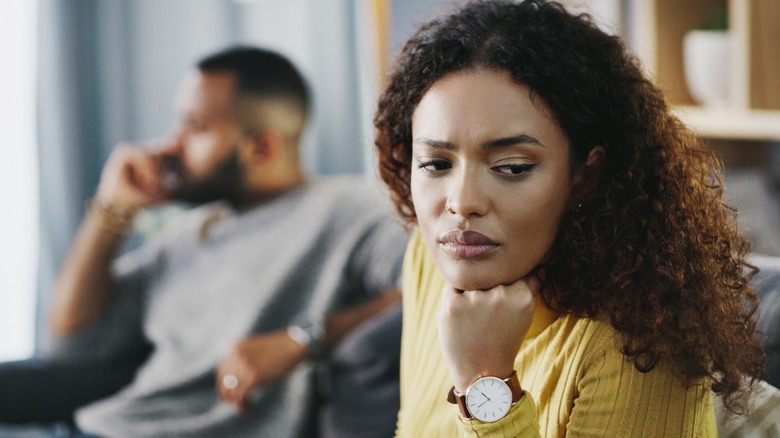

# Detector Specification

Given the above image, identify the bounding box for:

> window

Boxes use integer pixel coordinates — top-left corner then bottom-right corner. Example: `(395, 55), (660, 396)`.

(0, 1), (39, 361)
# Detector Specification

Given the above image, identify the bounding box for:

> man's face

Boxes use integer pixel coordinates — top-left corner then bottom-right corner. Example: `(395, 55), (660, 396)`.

(163, 70), (246, 205)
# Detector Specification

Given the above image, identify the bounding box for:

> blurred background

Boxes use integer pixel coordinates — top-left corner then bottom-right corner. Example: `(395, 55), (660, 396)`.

(1, 0), (778, 362)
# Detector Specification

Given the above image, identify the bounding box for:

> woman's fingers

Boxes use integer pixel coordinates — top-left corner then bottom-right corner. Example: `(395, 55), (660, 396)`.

(438, 277), (536, 391)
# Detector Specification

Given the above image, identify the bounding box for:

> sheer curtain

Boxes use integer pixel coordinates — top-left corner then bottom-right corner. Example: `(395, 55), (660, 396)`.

(34, 0), (387, 353)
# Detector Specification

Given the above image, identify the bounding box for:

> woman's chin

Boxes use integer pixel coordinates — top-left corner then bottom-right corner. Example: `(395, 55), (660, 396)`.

(439, 264), (531, 292)
(432, 251), (536, 291)
(443, 273), (503, 292)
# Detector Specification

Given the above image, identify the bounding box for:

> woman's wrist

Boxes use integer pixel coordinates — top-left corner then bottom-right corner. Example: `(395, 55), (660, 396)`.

(451, 365), (517, 393)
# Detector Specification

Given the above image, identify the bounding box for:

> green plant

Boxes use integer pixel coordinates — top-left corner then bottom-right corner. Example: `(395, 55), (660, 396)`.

(697, 5), (728, 30)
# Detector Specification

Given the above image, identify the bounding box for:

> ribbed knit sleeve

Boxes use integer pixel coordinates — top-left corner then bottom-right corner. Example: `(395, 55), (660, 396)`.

(396, 232), (717, 437)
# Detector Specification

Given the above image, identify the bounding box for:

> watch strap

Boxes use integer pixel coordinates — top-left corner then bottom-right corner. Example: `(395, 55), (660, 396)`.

(447, 370), (523, 420)
(448, 386), (472, 419)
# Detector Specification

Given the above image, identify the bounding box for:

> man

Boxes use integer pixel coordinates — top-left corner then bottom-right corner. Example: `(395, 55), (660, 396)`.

(9, 46), (407, 437)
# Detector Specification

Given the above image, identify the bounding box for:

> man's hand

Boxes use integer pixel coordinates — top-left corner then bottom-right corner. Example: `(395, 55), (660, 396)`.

(437, 274), (539, 392)
(50, 140), (175, 336)
(216, 329), (306, 412)
(94, 142), (169, 213)
(215, 289), (402, 411)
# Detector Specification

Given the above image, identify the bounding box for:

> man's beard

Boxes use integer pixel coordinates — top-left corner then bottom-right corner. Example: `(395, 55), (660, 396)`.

(165, 148), (245, 206)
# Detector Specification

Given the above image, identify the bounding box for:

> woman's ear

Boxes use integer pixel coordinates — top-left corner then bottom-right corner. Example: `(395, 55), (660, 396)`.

(585, 146), (605, 168)
(571, 146), (606, 202)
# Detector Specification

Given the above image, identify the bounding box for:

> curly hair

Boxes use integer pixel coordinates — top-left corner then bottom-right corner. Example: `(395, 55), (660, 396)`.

(374, 0), (765, 412)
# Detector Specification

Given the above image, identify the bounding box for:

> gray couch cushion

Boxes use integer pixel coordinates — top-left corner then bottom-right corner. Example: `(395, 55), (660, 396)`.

(318, 304), (402, 438)
(750, 254), (780, 387)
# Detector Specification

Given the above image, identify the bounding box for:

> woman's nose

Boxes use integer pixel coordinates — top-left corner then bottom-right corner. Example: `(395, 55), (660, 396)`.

(445, 168), (489, 218)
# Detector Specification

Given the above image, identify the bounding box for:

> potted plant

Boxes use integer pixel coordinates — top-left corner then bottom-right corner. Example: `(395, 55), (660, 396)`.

(683, 6), (730, 107)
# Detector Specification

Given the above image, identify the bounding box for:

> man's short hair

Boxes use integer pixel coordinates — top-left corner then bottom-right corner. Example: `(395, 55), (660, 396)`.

(197, 46), (310, 119)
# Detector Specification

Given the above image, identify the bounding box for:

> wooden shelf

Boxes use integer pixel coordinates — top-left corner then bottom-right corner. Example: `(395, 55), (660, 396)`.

(629, 0), (780, 144)
(673, 106), (780, 142)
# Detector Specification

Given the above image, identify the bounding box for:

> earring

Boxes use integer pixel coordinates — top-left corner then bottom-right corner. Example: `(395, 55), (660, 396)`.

(576, 203), (582, 212)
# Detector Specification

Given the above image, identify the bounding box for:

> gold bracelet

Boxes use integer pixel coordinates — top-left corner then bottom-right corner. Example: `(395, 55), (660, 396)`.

(87, 197), (136, 235)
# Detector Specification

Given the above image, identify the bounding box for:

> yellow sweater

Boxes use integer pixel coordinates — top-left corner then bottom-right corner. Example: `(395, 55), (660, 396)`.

(396, 232), (717, 437)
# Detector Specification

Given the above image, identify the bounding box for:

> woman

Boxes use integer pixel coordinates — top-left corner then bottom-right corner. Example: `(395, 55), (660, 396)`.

(374, 0), (765, 436)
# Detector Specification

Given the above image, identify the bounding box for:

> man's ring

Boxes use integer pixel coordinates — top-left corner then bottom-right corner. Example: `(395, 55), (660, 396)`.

(222, 374), (239, 390)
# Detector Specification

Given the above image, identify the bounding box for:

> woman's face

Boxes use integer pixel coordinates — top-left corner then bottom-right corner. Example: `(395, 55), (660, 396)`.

(410, 67), (573, 291)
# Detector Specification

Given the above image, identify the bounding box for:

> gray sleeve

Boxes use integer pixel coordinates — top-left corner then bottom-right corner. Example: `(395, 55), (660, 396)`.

(346, 214), (408, 298)
(45, 242), (161, 362)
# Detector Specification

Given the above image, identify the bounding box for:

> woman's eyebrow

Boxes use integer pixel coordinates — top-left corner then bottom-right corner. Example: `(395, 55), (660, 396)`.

(483, 134), (546, 150)
(412, 133), (546, 150)
(412, 138), (456, 150)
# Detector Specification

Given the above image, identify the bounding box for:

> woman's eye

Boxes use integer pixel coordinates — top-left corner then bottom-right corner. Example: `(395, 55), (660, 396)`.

(417, 159), (452, 172)
(493, 163), (536, 176)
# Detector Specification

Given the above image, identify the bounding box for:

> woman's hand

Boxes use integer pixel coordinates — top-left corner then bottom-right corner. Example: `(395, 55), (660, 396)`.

(437, 273), (539, 392)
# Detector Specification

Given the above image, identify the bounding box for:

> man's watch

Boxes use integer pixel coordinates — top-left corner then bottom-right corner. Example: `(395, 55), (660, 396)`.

(447, 371), (523, 422)
(287, 314), (326, 360)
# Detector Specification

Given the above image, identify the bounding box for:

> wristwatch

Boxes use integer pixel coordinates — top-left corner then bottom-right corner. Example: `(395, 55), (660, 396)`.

(287, 314), (326, 360)
(447, 371), (523, 422)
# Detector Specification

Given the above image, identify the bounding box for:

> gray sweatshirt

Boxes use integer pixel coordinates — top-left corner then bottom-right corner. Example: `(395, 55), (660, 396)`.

(53, 177), (407, 438)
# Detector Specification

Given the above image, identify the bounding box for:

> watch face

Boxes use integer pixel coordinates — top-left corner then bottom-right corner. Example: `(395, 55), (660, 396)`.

(465, 376), (513, 422)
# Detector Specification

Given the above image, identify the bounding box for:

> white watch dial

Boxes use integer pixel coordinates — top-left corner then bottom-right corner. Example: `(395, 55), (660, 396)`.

(465, 376), (513, 422)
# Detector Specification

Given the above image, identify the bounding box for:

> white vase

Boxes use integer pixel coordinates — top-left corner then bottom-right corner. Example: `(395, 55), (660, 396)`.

(683, 30), (731, 107)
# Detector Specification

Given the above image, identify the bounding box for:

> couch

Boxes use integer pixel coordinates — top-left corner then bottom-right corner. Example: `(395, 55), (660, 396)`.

(0, 304), (402, 437)
(750, 253), (780, 387)
(0, 255), (778, 432)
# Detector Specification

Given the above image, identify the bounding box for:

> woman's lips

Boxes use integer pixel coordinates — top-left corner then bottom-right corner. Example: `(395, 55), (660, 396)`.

(439, 230), (499, 259)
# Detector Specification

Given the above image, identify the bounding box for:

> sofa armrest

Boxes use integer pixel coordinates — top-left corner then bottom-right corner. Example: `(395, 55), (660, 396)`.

(0, 352), (147, 424)
(318, 303), (402, 438)
(750, 254), (780, 387)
